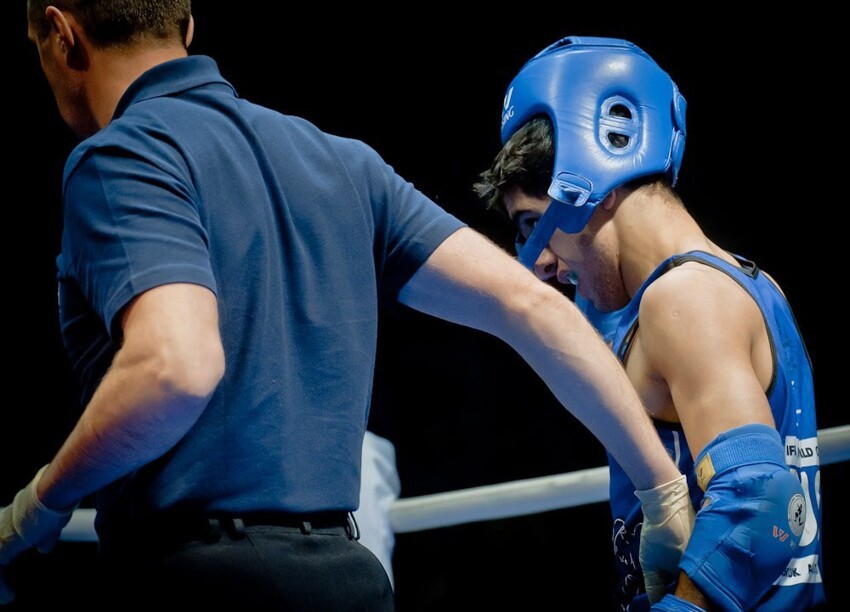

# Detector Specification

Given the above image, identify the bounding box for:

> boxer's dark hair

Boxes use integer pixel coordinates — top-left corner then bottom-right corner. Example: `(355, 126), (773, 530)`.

(27, 0), (191, 48)
(474, 116), (678, 219)
(473, 117), (554, 218)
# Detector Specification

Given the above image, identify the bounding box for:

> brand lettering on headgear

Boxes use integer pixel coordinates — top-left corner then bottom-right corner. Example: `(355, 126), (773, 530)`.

(501, 87), (515, 129)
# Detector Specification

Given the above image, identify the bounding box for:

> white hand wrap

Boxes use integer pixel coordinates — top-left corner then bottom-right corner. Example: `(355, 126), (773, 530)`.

(634, 473), (695, 604)
(0, 465), (77, 565)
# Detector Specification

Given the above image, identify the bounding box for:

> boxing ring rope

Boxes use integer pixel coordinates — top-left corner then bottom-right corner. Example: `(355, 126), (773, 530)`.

(60, 424), (850, 541)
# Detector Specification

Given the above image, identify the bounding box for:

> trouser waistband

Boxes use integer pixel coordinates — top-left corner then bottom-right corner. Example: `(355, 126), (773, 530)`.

(196, 511), (359, 539)
(99, 511), (361, 555)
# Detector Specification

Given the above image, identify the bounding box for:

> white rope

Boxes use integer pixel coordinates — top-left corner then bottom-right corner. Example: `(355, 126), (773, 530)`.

(390, 424), (850, 533)
(819, 424), (850, 464)
(59, 424), (850, 541)
(390, 466), (610, 533)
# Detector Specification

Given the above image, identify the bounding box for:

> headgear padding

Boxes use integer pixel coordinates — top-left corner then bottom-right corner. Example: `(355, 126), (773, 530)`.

(501, 36), (686, 266)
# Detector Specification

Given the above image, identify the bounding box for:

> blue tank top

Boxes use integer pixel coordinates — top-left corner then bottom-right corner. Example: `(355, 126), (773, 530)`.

(587, 251), (824, 610)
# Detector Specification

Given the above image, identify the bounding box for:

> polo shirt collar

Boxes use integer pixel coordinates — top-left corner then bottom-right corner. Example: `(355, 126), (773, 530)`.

(112, 55), (236, 121)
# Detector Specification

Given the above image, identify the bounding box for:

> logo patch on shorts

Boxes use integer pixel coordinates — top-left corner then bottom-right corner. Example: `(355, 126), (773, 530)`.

(787, 493), (806, 538)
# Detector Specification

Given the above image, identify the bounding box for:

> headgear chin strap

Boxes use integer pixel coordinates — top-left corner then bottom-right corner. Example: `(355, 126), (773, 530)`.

(502, 36), (687, 268)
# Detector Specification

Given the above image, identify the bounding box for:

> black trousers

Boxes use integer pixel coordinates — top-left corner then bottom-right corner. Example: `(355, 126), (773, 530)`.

(94, 515), (395, 611)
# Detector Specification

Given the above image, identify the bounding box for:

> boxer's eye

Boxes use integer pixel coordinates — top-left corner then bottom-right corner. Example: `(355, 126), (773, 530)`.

(516, 213), (540, 241)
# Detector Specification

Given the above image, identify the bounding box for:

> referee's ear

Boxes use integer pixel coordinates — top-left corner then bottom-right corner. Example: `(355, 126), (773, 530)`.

(185, 15), (194, 49)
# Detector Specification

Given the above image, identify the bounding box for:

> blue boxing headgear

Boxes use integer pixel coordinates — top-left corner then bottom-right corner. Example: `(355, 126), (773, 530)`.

(501, 36), (687, 269)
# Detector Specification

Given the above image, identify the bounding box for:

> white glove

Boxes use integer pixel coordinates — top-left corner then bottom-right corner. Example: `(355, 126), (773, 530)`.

(0, 465), (77, 604)
(634, 473), (695, 604)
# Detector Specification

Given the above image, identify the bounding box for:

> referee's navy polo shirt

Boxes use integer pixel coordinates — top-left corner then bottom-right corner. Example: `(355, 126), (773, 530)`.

(56, 55), (464, 530)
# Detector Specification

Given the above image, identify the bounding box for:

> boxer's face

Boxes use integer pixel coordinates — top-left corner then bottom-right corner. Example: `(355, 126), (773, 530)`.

(504, 187), (627, 313)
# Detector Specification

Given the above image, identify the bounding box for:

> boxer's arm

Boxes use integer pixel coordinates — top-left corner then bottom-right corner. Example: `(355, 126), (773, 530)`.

(638, 266), (796, 608)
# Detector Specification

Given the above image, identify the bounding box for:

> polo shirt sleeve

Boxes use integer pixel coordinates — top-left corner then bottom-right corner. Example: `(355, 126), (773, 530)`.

(62, 142), (216, 339)
(360, 146), (467, 301)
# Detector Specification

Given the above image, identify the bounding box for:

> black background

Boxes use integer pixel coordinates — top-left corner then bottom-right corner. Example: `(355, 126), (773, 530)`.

(5, 4), (844, 611)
